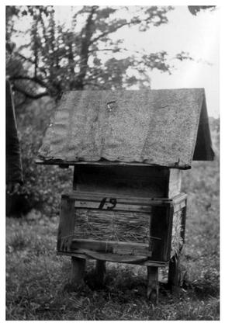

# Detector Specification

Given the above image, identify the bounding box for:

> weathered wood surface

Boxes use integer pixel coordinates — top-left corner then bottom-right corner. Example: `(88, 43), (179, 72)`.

(74, 165), (170, 198)
(168, 253), (181, 292)
(71, 239), (154, 256)
(37, 89), (214, 168)
(71, 256), (86, 287)
(167, 169), (182, 198)
(57, 251), (166, 267)
(66, 190), (186, 207)
(63, 248), (156, 264)
(147, 266), (159, 304)
(57, 195), (75, 252)
(95, 260), (106, 286)
(57, 192), (187, 262)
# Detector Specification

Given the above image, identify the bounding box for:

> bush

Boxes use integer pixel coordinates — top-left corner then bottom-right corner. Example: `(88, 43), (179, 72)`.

(15, 97), (73, 216)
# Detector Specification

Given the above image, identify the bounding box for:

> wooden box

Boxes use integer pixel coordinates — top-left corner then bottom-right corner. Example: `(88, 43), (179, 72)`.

(57, 164), (187, 265)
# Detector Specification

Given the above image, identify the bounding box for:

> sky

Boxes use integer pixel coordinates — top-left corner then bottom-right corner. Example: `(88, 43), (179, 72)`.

(52, 5), (220, 118)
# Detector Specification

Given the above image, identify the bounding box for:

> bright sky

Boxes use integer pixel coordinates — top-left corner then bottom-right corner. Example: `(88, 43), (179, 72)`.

(53, 5), (220, 118)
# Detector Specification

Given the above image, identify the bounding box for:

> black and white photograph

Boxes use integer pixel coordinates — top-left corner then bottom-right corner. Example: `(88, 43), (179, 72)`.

(4, 2), (220, 321)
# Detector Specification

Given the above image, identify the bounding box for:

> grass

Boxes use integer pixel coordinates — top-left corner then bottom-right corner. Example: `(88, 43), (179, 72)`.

(6, 159), (220, 320)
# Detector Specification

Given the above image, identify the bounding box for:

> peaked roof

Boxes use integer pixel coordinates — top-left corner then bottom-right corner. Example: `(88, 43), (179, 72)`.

(37, 88), (214, 169)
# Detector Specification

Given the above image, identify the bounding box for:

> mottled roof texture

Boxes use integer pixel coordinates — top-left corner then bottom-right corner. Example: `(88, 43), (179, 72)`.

(38, 89), (214, 169)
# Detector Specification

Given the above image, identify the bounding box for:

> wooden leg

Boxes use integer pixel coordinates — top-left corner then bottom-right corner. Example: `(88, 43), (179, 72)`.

(71, 256), (86, 288)
(168, 254), (180, 292)
(95, 260), (106, 286)
(147, 266), (159, 304)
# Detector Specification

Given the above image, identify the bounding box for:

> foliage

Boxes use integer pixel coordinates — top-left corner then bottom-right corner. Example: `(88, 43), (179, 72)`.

(6, 5), (196, 103)
(8, 97), (72, 216)
(188, 6), (216, 16)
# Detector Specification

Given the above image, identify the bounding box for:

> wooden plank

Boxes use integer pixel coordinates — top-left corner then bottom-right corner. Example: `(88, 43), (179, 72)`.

(63, 248), (153, 264)
(171, 193), (187, 205)
(168, 254), (181, 290)
(147, 266), (159, 304)
(35, 158), (190, 170)
(71, 239), (155, 257)
(57, 251), (167, 267)
(74, 199), (152, 213)
(71, 257), (86, 288)
(57, 195), (75, 252)
(180, 202), (187, 244)
(173, 200), (186, 213)
(167, 169), (182, 198)
(95, 260), (106, 286)
(74, 165), (170, 199)
(67, 191), (175, 207)
(150, 205), (174, 262)
(172, 193), (187, 213)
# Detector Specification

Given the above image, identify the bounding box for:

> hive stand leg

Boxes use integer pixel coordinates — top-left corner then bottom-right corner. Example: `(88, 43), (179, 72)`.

(168, 253), (180, 293)
(71, 257), (86, 288)
(147, 266), (159, 304)
(95, 260), (106, 286)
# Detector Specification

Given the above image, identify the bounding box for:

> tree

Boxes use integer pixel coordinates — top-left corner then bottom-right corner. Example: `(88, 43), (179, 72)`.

(188, 6), (216, 16)
(6, 5), (193, 103)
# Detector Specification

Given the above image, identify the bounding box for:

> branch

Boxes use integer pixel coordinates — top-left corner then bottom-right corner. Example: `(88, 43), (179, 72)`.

(13, 84), (49, 99)
(10, 75), (49, 91)
(15, 52), (35, 64)
(89, 7), (172, 46)
(14, 52), (47, 75)
(90, 20), (131, 45)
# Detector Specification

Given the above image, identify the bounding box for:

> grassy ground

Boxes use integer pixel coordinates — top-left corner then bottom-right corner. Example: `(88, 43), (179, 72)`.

(6, 160), (220, 320)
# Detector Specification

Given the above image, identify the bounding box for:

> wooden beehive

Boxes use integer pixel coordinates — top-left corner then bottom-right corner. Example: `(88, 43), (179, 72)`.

(69, 165), (184, 262)
(37, 88), (214, 301)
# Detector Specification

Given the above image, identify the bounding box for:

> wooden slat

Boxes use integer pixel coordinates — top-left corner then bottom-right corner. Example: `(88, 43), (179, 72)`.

(35, 158), (161, 167)
(174, 193), (187, 203)
(173, 200), (186, 213)
(62, 191), (186, 213)
(71, 239), (156, 257)
(57, 196), (75, 252)
(35, 158), (191, 170)
(57, 251), (167, 267)
(64, 191), (175, 206)
(149, 205), (174, 262)
(74, 199), (152, 213)
(167, 169), (182, 198)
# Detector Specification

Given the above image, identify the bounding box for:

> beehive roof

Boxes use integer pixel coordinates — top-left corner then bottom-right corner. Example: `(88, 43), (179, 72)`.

(37, 88), (214, 169)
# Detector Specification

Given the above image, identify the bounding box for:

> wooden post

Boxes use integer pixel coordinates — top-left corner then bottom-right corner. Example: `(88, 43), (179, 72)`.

(95, 260), (106, 286)
(147, 266), (159, 304)
(71, 256), (86, 288)
(57, 195), (75, 252)
(168, 204), (187, 291)
(168, 253), (180, 292)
